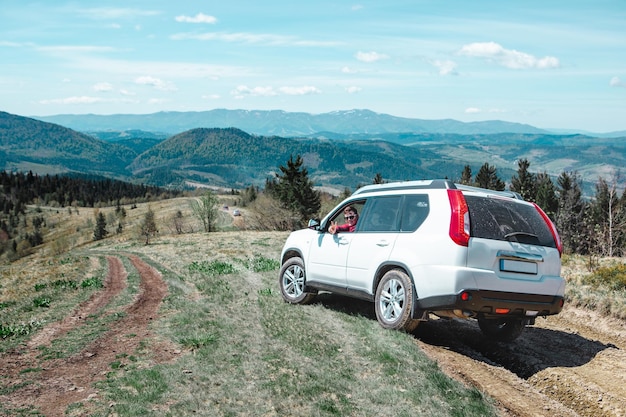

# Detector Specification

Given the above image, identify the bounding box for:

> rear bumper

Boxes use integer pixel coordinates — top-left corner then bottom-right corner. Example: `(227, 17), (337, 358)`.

(414, 289), (564, 319)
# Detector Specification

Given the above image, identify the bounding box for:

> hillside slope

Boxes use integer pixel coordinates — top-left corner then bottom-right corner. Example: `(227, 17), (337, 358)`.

(0, 111), (136, 176)
(128, 127), (458, 189)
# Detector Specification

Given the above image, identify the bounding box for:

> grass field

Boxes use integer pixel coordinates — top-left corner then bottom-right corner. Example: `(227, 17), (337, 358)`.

(0, 198), (500, 416)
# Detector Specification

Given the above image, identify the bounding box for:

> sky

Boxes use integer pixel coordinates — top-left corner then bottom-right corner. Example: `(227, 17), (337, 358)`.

(1, 1), (625, 133)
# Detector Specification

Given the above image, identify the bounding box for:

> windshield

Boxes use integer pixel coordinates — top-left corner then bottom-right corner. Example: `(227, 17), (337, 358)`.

(465, 195), (556, 248)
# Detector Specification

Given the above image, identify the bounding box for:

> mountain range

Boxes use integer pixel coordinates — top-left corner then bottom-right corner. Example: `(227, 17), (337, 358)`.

(3, 109), (626, 194)
(33, 109), (555, 137)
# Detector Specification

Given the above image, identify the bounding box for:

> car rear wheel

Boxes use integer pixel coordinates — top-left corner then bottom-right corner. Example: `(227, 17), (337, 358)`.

(279, 257), (316, 304)
(478, 316), (525, 342)
(375, 269), (419, 332)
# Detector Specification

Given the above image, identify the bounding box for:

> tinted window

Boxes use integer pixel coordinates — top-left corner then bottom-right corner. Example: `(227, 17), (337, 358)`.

(400, 194), (429, 232)
(359, 196), (401, 232)
(466, 196), (556, 248)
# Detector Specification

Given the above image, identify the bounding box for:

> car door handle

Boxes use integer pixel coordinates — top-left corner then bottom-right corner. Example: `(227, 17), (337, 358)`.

(338, 237), (350, 245)
(376, 240), (390, 247)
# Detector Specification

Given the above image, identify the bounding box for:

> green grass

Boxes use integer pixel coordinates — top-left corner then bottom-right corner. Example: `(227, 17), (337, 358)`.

(2, 231), (503, 416)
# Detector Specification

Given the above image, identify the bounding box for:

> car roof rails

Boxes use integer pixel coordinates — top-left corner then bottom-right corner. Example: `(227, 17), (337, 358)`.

(453, 183), (523, 200)
(352, 179), (456, 195)
(351, 179), (524, 200)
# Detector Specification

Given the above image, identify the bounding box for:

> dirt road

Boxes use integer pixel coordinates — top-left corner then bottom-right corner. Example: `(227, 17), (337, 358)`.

(2, 254), (625, 416)
(1, 255), (174, 417)
(414, 306), (626, 417)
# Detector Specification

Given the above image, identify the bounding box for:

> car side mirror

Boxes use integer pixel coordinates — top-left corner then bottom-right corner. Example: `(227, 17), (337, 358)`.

(307, 218), (320, 230)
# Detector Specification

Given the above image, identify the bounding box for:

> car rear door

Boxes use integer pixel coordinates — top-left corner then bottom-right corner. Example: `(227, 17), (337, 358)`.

(464, 194), (564, 295)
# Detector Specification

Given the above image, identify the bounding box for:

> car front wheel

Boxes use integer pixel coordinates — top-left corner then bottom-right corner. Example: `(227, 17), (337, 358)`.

(375, 269), (419, 332)
(279, 257), (316, 304)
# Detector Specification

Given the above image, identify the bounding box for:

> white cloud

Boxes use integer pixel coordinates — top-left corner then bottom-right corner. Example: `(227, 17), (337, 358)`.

(431, 59), (458, 76)
(93, 82), (113, 92)
(39, 96), (142, 106)
(38, 45), (116, 54)
(465, 107), (507, 114)
(202, 94), (221, 99)
(39, 96), (105, 105)
(345, 86), (362, 94)
(278, 86), (321, 95)
(231, 85), (277, 98)
(355, 51), (389, 63)
(79, 8), (160, 19)
(175, 13), (217, 24)
(341, 66), (358, 74)
(610, 76), (626, 88)
(119, 89), (135, 96)
(230, 85), (321, 98)
(170, 31), (338, 47)
(0, 40), (26, 47)
(135, 75), (177, 91)
(458, 42), (559, 69)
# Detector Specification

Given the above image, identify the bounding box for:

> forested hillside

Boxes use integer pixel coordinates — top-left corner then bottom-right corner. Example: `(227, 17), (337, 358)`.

(128, 127), (462, 189)
(0, 111), (135, 176)
(2, 110), (626, 197)
(0, 171), (179, 260)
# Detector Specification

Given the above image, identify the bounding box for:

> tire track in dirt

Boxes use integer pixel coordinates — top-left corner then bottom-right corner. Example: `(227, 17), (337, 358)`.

(413, 306), (626, 417)
(27, 256), (127, 349)
(1, 256), (127, 383)
(1, 255), (173, 417)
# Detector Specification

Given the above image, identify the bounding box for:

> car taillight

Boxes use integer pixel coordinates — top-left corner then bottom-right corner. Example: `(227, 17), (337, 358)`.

(533, 202), (563, 255)
(447, 189), (470, 246)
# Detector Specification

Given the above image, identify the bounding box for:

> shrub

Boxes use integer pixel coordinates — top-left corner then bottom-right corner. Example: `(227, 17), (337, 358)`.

(82, 277), (103, 289)
(584, 264), (626, 291)
(188, 260), (235, 275)
(33, 296), (51, 308)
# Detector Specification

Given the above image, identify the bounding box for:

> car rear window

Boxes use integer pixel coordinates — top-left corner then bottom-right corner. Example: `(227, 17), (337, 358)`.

(465, 195), (556, 248)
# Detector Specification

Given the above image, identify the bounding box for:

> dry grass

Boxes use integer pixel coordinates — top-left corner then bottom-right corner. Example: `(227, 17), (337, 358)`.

(561, 254), (626, 320)
(0, 197), (499, 416)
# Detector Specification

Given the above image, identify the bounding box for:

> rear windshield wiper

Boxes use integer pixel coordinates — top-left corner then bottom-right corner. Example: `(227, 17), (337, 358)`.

(504, 231), (538, 240)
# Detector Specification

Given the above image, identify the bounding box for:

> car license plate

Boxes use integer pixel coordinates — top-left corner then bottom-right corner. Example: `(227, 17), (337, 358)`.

(500, 259), (537, 274)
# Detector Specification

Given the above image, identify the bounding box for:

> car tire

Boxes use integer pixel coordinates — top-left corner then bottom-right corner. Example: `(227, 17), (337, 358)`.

(478, 316), (525, 342)
(375, 269), (419, 332)
(279, 257), (316, 304)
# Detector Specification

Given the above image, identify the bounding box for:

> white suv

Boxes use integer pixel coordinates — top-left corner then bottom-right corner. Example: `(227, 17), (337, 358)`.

(278, 179), (565, 342)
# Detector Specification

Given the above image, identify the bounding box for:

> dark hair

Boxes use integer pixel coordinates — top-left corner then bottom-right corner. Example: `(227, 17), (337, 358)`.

(344, 205), (358, 215)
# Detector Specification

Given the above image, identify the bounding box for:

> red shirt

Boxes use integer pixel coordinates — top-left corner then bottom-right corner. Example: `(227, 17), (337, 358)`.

(336, 222), (357, 233)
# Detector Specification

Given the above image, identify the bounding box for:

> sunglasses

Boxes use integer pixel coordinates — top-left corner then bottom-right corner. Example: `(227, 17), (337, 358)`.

(346, 215), (356, 220)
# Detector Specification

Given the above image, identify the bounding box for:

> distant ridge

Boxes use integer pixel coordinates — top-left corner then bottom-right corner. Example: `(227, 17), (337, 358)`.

(33, 109), (549, 137)
(3, 110), (625, 194)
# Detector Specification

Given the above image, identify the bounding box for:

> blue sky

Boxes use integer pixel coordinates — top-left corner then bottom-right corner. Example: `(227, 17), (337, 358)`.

(1, 1), (625, 132)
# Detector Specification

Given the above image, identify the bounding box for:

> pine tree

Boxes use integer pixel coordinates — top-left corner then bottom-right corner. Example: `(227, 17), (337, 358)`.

(93, 212), (108, 241)
(535, 172), (558, 219)
(271, 155), (321, 221)
(475, 163), (505, 191)
(510, 158), (536, 201)
(555, 171), (587, 254)
(460, 165), (473, 185)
